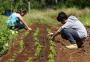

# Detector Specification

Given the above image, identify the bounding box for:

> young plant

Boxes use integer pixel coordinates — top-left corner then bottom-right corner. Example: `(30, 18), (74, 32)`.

(47, 28), (56, 62)
(33, 28), (42, 57)
(26, 58), (32, 62)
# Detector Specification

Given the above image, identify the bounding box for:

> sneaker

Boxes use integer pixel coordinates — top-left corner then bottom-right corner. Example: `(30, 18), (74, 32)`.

(66, 44), (78, 49)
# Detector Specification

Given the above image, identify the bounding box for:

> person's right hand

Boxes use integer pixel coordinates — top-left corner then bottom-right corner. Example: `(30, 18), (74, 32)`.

(48, 32), (54, 36)
(28, 27), (32, 31)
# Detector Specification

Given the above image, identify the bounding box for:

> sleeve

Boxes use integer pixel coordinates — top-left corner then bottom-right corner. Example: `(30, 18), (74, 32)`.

(61, 21), (72, 29)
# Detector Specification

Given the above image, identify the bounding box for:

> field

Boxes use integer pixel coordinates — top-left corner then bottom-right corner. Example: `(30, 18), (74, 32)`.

(0, 8), (90, 62)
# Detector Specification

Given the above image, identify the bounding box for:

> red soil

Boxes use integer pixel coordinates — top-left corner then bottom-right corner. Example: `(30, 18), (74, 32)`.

(0, 31), (26, 62)
(50, 26), (90, 62)
(32, 24), (49, 62)
(0, 23), (90, 62)
(38, 24), (49, 62)
(13, 23), (38, 62)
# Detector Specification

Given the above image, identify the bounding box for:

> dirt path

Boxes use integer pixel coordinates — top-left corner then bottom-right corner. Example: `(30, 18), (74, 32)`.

(13, 23), (37, 62)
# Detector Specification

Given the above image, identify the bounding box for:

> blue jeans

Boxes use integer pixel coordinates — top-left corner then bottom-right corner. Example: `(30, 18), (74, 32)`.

(60, 28), (84, 48)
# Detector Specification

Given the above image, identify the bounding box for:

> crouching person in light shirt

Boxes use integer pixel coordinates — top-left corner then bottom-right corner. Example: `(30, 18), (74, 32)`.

(6, 9), (32, 34)
(49, 12), (87, 49)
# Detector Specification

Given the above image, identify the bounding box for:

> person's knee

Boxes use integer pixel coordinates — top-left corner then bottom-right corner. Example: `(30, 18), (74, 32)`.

(61, 28), (68, 34)
(61, 28), (69, 39)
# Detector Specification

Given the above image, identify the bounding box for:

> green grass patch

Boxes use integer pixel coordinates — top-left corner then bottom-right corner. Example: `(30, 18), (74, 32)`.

(80, 12), (90, 26)
(24, 8), (90, 26)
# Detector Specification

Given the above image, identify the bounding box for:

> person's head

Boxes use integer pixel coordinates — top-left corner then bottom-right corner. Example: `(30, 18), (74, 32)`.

(17, 9), (27, 16)
(57, 11), (68, 24)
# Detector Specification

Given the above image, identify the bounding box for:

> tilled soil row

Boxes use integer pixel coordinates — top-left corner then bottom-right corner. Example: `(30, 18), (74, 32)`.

(58, 28), (90, 62)
(0, 23), (50, 62)
(48, 25), (62, 62)
(33, 24), (49, 62)
(0, 31), (26, 62)
(50, 25), (90, 62)
(38, 24), (49, 62)
(1, 23), (90, 62)
(13, 23), (38, 62)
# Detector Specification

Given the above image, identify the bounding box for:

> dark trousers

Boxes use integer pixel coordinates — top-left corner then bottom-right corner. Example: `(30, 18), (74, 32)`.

(15, 22), (26, 30)
(8, 22), (26, 30)
(60, 28), (84, 48)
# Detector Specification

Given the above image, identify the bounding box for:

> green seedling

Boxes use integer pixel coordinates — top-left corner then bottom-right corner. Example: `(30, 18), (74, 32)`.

(47, 28), (56, 62)
(26, 57), (32, 62)
(33, 28), (42, 57)
(19, 40), (24, 52)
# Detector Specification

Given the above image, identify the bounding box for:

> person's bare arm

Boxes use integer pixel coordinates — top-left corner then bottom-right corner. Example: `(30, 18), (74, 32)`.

(18, 15), (32, 30)
(50, 21), (72, 40)
(48, 27), (61, 40)
(52, 27), (61, 40)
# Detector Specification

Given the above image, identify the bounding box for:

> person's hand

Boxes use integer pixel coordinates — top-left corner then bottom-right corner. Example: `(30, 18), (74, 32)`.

(51, 34), (56, 41)
(48, 32), (55, 41)
(28, 27), (32, 31)
(48, 32), (54, 36)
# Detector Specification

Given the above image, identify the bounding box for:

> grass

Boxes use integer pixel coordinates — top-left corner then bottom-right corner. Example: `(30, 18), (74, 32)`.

(24, 8), (90, 26)
(1, 8), (90, 28)
(80, 13), (90, 26)
(24, 9), (58, 25)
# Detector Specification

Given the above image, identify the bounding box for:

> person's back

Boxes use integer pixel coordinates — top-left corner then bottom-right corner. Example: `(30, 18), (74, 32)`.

(62, 16), (87, 39)
(7, 12), (20, 27)
(6, 9), (32, 34)
(49, 11), (87, 49)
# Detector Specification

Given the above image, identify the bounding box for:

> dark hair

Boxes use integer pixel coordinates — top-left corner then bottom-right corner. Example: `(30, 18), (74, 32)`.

(57, 12), (68, 22)
(16, 10), (21, 13)
(22, 9), (27, 13)
(16, 9), (27, 14)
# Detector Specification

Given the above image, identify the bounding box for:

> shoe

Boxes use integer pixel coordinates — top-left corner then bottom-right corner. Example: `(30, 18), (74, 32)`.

(66, 44), (78, 49)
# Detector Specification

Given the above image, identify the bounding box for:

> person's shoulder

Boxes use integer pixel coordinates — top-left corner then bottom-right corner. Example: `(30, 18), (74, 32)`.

(9, 12), (16, 17)
(16, 13), (21, 17)
(66, 15), (78, 23)
(68, 15), (78, 21)
(11, 12), (18, 16)
(68, 15), (77, 19)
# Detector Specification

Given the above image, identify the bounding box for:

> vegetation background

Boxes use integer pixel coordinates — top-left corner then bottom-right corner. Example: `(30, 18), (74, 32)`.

(0, 0), (90, 59)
